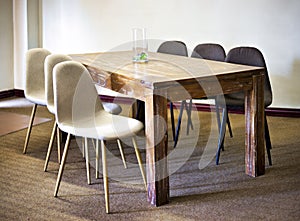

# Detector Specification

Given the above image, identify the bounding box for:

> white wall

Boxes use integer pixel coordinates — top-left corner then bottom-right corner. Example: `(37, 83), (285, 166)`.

(12, 0), (300, 108)
(0, 0), (40, 92)
(27, 0), (41, 49)
(0, 0), (14, 91)
(13, 0), (28, 89)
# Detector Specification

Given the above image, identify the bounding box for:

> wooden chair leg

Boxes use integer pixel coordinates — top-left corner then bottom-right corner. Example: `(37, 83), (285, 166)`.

(44, 121), (57, 171)
(91, 138), (97, 151)
(81, 137), (85, 158)
(85, 138), (91, 185)
(54, 133), (71, 197)
(23, 104), (37, 154)
(101, 140), (110, 214)
(57, 127), (61, 163)
(132, 137), (147, 190)
(91, 138), (101, 178)
(117, 139), (127, 169)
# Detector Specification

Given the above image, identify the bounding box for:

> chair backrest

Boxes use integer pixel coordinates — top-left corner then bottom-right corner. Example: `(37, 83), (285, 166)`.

(25, 48), (51, 102)
(44, 54), (72, 113)
(191, 43), (226, 61)
(157, 41), (188, 56)
(53, 61), (104, 126)
(225, 46), (272, 107)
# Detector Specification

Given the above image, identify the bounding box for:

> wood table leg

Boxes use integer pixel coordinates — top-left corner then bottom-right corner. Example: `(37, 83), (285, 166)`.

(245, 73), (265, 177)
(145, 93), (169, 206)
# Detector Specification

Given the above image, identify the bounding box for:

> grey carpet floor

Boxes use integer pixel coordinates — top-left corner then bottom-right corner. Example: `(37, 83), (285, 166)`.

(0, 97), (299, 221)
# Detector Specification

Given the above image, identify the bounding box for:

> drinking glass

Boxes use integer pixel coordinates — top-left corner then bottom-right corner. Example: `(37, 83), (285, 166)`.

(132, 28), (148, 63)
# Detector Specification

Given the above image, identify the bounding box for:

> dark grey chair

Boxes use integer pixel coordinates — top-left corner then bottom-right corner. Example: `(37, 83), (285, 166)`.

(157, 41), (189, 144)
(191, 43), (226, 61)
(215, 46), (272, 166)
(157, 40), (188, 56)
(174, 43), (232, 148)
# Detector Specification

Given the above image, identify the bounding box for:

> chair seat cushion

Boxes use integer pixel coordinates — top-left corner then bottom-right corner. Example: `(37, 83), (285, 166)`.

(25, 91), (47, 106)
(102, 102), (122, 115)
(58, 110), (143, 140)
(48, 102), (121, 116)
(96, 86), (131, 98)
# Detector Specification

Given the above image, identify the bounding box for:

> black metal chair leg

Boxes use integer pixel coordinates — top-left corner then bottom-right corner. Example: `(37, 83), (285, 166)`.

(215, 99), (225, 151)
(216, 107), (227, 165)
(135, 100), (145, 125)
(170, 102), (175, 141)
(215, 102), (221, 131)
(174, 100), (186, 147)
(226, 112), (233, 138)
(186, 99), (194, 135)
(135, 100), (141, 119)
(264, 114), (272, 166)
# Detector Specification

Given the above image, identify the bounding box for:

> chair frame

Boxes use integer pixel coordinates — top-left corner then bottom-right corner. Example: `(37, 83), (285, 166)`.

(215, 46), (273, 166)
(52, 61), (146, 214)
(23, 48), (51, 154)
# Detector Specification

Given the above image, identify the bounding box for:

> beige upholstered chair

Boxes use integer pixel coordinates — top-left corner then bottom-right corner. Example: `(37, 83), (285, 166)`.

(23, 48), (51, 154)
(43, 54), (125, 184)
(52, 60), (146, 213)
(43, 54), (72, 172)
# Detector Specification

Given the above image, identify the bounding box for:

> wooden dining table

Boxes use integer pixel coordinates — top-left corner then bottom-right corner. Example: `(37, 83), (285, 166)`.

(71, 50), (266, 207)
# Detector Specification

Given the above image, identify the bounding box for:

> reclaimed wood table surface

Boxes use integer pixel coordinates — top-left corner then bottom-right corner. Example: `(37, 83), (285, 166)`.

(71, 51), (266, 206)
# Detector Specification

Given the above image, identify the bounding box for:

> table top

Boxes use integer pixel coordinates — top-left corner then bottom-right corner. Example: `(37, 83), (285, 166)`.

(71, 51), (263, 84)
(71, 51), (264, 100)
